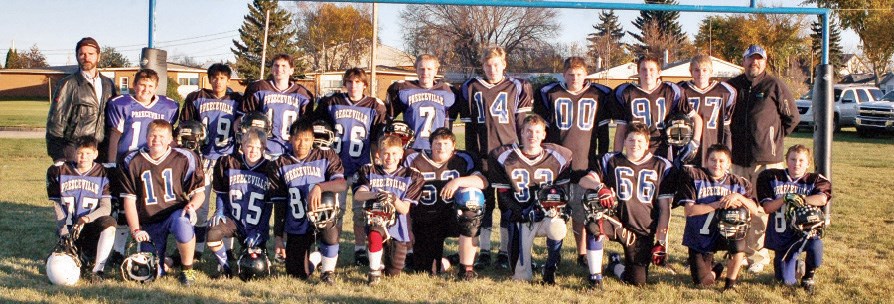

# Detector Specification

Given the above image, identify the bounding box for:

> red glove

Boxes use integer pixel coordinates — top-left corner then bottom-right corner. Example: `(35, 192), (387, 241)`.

(651, 243), (667, 266)
(597, 185), (616, 208)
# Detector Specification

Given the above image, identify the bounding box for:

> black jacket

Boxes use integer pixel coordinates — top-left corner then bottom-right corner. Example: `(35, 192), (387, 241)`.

(46, 71), (117, 161)
(728, 72), (799, 166)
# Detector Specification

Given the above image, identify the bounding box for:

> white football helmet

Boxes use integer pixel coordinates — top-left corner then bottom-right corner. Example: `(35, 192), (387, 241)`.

(45, 235), (81, 286)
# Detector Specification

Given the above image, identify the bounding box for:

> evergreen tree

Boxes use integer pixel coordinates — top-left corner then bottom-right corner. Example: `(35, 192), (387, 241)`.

(811, 16), (843, 76)
(629, 0), (686, 58)
(99, 46), (131, 68)
(5, 48), (21, 69)
(231, 0), (302, 82)
(587, 10), (629, 68)
(20, 44), (48, 68)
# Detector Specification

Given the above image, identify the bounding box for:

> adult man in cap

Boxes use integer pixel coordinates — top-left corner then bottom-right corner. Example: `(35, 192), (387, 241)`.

(46, 37), (118, 162)
(727, 44), (800, 273)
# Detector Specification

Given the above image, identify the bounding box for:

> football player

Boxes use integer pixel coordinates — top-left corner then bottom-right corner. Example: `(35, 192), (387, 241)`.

(457, 46), (533, 270)
(269, 119), (347, 281)
(677, 144), (760, 290)
(105, 68), (179, 266)
(312, 68), (387, 266)
(610, 55), (702, 162)
(579, 122), (674, 286)
(205, 127), (272, 279)
(179, 63), (243, 262)
(404, 128), (487, 279)
(353, 134), (424, 285)
(757, 144), (831, 294)
(678, 55), (736, 167)
(385, 54), (456, 151)
(117, 119), (205, 286)
(489, 114), (572, 284)
(242, 54), (314, 158)
(46, 136), (116, 282)
(535, 56), (612, 268)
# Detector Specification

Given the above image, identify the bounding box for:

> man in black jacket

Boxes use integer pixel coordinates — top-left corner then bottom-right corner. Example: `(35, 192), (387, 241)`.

(46, 37), (118, 163)
(727, 44), (800, 274)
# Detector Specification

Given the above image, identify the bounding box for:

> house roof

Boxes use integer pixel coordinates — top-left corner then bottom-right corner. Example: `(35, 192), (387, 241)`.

(1, 62), (206, 75)
(660, 56), (743, 78)
(839, 73), (876, 84)
(305, 65), (419, 77)
(587, 62), (638, 80)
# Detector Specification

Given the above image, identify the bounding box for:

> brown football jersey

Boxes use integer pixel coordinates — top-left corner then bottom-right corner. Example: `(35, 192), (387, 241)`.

(458, 77), (533, 168)
(610, 82), (692, 156)
(588, 152), (674, 236)
(489, 143), (572, 205)
(118, 148), (205, 224)
(678, 80), (737, 167)
(404, 150), (481, 217)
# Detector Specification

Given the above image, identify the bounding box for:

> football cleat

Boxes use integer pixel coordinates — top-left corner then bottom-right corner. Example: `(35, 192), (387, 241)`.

(588, 274), (604, 290)
(107, 251), (125, 268)
(175, 120), (207, 154)
(496, 252), (510, 270)
(723, 278), (737, 291)
(461, 269), (478, 281)
(85, 271), (108, 284)
(320, 271), (336, 285)
(355, 250), (369, 266)
(179, 269), (197, 286)
(712, 262), (725, 282)
(542, 268), (556, 285)
(802, 277), (816, 295)
(367, 271), (382, 286)
(474, 252), (491, 270)
(577, 255), (587, 268)
(214, 264), (233, 279)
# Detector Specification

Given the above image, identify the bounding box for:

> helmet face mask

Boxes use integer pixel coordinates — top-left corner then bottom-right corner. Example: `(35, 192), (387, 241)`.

(537, 185), (569, 218)
(717, 208), (750, 240)
(237, 246), (271, 281)
(120, 241), (160, 283)
(238, 111), (273, 143)
(365, 197), (397, 229)
(382, 120), (415, 149)
(175, 120), (207, 153)
(581, 188), (616, 218)
(788, 205), (825, 237)
(664, 112), (693, 147)
(312, 120), (336, 149)
(308, 192), (340, 230)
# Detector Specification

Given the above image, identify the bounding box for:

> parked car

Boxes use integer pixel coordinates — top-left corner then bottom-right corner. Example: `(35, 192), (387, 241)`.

(796, 85), (883, 132)
(855, 90), (894, 137)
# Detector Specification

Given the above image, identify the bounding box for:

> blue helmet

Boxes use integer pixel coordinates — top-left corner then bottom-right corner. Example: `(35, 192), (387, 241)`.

(454, 188), (485, 212)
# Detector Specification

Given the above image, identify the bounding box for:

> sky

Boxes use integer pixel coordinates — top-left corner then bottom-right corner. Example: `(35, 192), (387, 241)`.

(0, 0), (860, 67)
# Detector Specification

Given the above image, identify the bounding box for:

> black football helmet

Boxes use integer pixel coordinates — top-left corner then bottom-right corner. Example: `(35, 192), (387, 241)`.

(581, 188), (617, 218)
(312, 120), (336, 149)
(175, 120), (207, 153)
(382, 120), (415, 149)
(237, 246), (271, 281)
(537, 185), (569, 218)
(788, 205), (825, 238)
(238, 111), (273, 143)
(120, 241), (161, 283)
(308, 191), (340, 230)
(717, 207), (751, 241)
(664, 112), (693, 147)
(45, 234), (81, 286)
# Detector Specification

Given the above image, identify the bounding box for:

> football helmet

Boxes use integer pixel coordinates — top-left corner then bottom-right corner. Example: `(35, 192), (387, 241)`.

(237, 246), (271, 281)
(312, 120), (336, 149)
(664, 112), (693, 147)
(308, 191), (340, 230)
(120, 241), (160, 283)
(45, 235), (81, 286)
(175, 120), (207, 153)
(536, 185), (569, 218)
(581, 188), (617, 218)
(365, 192), (397, 229)
(788, 205), (825, 237)
(454, 188), (486, 237)
(382, 120), (415, 149)
(717, 207), (751, 241)
(238, 111), (273, 142)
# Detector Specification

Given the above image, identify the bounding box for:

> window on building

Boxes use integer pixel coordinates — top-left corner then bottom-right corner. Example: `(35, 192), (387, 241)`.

(120, 77), (129, 93)
(178, 77), (199, 86)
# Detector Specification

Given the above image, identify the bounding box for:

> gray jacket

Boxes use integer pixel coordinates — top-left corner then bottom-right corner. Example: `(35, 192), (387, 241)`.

(46, 71), (117, 161)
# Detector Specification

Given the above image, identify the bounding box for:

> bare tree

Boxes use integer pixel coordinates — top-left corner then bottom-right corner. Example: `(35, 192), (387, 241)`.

(400, 5), (559, 73)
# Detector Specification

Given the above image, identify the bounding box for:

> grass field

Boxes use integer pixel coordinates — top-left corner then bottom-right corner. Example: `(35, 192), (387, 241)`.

(1, 130), (892, 303)
(0, 101), (50, 129)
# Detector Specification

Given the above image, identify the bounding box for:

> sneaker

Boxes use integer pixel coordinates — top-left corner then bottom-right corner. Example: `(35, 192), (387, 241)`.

(320, 271), (335, 285)
(542, 267), (556, 285)
(446, 253), (461, 266)
(801, 277), (816, 295)
(355, 250), (369, 266)
(712, 262), (725, 281)
(179, 269), (197, 286)
(85, 271), (107, 283)
(605, 253), (622, 278)
(107, 251), (125, 268)
(367, 271), (382, 286)
(496, 252), (510, 270)
(577, 255), (587, 268)
(747, 262), (765, 273)
(723, 278), (737, 291)
(474, 252), (491, 270)
(588, 274), (604, 290)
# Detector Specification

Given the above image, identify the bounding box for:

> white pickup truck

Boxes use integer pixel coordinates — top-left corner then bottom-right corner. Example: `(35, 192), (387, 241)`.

(796, 85), (883, 132)
(855, 90), (894, 137)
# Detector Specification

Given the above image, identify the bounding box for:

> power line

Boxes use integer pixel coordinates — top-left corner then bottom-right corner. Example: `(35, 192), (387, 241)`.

(0, 30), (238, 54)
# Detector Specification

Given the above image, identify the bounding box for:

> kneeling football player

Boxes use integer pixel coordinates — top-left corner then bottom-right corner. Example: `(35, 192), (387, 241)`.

(677, 144), (760, 290)
(490, 114), (573, 284)
(579, 122), (674, 286)
(270, 119), (346, 281)
(757, 144), (831, 294)
(206, 127), (274, 278)
(353, 134), (424, 285)
(118, 119), (206, 286)
(404, 128), (488, 279)
(46, 136), (117, 282)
